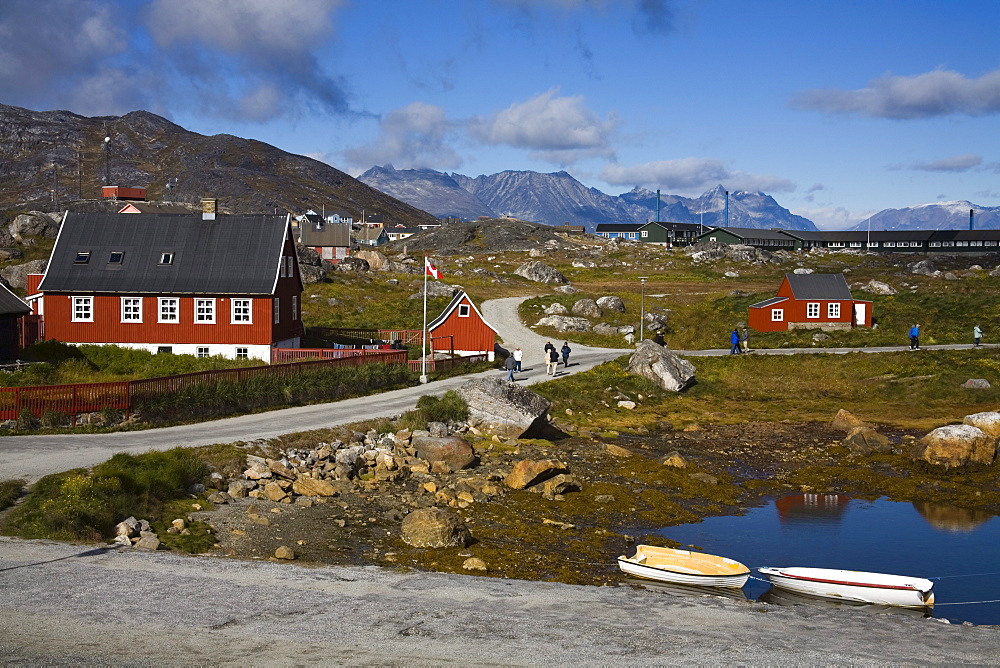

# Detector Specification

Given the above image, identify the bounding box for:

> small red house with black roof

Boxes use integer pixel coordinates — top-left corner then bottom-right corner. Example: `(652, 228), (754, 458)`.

(748, 273), (872, 332)
(29, 211), (303, 361)
(427, 291), (498, 359)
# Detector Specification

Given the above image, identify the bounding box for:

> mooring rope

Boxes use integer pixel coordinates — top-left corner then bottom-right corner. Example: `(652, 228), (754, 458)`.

(929, 571), (1000, 580)
(934, 599), (1000, 606)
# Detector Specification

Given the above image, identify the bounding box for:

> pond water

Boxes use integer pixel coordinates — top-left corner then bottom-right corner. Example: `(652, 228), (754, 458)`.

(656, 494), (1000, 625)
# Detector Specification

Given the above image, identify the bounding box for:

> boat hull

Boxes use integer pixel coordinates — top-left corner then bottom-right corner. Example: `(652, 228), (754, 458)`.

(758, 567), (934, 608)
(618, 557), (750, 589)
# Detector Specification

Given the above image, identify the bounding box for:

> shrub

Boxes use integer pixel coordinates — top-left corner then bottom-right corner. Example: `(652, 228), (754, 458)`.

(415, 390), (469, 423)
(0, 479), (25, 512)
(20, 340), (86, 365)
(16, 407), (35, 431)
(1, 449), (208, 541)
(40, 410), (70, 428)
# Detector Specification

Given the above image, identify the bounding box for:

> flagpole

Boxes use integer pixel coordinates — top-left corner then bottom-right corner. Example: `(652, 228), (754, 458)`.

(420, 256), (429, 384)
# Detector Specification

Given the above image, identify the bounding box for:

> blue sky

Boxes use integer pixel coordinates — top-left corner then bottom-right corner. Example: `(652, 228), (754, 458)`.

(2, 0), (999, 228)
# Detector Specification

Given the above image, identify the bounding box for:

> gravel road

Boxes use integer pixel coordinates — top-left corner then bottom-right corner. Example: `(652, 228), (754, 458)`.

(2, 537), (998, 665)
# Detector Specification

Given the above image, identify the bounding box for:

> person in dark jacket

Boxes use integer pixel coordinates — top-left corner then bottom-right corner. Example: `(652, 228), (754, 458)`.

(730, 329), (742, 354)
(560, 342), (571, 367)
(546, 348), (559, 375)
(504, 354), (516, 381)
(652, 331), (666, 346)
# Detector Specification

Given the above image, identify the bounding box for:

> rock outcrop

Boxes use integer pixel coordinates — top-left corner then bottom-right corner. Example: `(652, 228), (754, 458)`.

(911, 424), (997, 468)
(457, 377), (552, 439)
(627, 340), (695, 392)
(513, 261), (567, 284)
(533, 315), (592, 333)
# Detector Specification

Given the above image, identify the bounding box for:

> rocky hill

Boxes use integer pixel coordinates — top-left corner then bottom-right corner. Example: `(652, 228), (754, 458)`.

(360, 166), (817, 231)
(0, 103), (436, 226)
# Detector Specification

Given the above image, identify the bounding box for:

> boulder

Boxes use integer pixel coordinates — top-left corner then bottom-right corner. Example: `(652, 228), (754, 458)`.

(627, 340), (695, 392)
(534, 315), (592, 332)
(514, 261), (568, 284)
(353, 249), (389, 270)
(554, 285), (580, 294)
(409, 281), (458, 299)
(463, 557), (488, 571)
(544, 302), (569, 315)
(596, 295), (626, 312)
(592, 323), (619, 336)
(861, 280), (897, 295)
(274, 546), (296, 560)
(661, 451), (687, 468)
(963, 411), (1000, 438)
(842, 426), (892, 455)
(831, 409), (865, 433)
(292, 478), (338, 497)
(644, 312), (669, 331)
(263, 481), (287, 502)
(9, 211), (60, 241)
(335, 256), (370, 272)
(0, 259), (47, 291)
(571, 298), (602, 318)
(400, 508), (472, 548)
(134, 534), (163, 551)
(909, 258), (937, 276)
(961, 378), (991, 389)
(792, 268), (814, 275)
(298, 263), (327, 284)
(911, 424), (997, 468)
(457, 377), (552, 439)
(504, 459), (568, 489)
(412, 435), (477, 470)
(542, 473), (581, 499)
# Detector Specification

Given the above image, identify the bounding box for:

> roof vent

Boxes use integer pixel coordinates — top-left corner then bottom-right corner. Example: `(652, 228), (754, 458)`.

(201, 197), (217, 221)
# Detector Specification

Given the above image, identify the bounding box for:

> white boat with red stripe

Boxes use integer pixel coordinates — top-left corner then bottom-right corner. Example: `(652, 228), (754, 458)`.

(758, 567), (934, 608)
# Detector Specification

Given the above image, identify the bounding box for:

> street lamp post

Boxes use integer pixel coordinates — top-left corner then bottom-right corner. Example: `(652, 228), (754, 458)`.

(103, 134), (111, 186)
(638, 276), (648, 342)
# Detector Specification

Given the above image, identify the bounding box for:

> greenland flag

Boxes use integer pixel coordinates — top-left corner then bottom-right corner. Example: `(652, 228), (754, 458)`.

(425, 257), (440, 279)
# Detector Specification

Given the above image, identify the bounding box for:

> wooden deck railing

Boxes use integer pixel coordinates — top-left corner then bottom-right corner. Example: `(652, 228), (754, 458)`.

(0, 349), (407, 420)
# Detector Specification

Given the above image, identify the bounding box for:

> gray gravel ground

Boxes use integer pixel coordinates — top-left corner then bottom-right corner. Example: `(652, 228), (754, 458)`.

(1, 538), (998, 665)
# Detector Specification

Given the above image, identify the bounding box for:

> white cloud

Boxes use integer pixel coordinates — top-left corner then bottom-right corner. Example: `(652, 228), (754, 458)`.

(342, 102), (462, 171)
(469, 89), (617, 164)
(792, 205), (874, 231)
(599, 158), (794, 194)
(790, 67), (1000, 119)
(911, 153), (983, 172)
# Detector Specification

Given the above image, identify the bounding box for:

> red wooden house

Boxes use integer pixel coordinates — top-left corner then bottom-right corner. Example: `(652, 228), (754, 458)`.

(427, 291), (498, 359)
(28, 211), (304, 362)
(748, 273), (872, 332)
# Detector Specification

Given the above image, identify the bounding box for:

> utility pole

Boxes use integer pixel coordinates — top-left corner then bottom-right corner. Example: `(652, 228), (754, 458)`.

(103, 127), (111, 186)
(638, 276), (648, 342)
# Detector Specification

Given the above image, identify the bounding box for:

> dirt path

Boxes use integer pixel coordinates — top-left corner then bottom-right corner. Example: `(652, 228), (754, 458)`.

(1, 537), (997, 665)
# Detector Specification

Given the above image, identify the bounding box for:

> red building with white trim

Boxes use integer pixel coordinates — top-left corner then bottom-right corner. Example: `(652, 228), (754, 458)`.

(748, 273), (872, 332)
(28, 211), (303, 361)
(427, 291), (498, 359)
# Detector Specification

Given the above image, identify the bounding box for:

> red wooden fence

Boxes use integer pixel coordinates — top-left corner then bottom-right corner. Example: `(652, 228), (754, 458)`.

(0, 349), (407, 420)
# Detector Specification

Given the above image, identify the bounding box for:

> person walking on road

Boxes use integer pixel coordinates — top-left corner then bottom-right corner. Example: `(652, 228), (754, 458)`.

(909, 324), (921, 350)
(560, 342), (571, 367)
(741, 326), (750, 353)
(730, 329), (743, 355)
(546, 347), (559, 375)
(513, 347), (523, 371)
(544, 341), (555, 357)
(504, 354), (517, 381)
(974, 325), (983, 347)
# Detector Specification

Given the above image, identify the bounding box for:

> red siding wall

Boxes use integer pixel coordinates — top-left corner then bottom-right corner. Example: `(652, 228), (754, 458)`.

(429, 296), (496, 353)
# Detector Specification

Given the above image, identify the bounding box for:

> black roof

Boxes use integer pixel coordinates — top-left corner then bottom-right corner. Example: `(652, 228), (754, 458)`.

(40, 212), (291, 295)
(784, 273), (853, 300)
(300, 221), (350, 247)
(748, 296), (787, 308)
(0, 282), (29, 316)
(700, 226), (793, 241)
(640, 221), (702, 231)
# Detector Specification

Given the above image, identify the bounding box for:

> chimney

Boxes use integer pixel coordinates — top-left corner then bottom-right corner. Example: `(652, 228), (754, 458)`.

(201, 197), (217, 221)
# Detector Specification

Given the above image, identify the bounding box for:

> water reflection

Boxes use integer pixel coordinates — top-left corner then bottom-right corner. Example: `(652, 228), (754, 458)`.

(623, 577), (749, 602)
(775, 493), (850, 525)
(758, 587), (932, 620)
(912, 501), (993, 533)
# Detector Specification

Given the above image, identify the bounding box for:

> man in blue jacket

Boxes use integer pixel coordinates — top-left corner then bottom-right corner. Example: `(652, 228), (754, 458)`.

(730, 329), (742, 354)
(909, 324), (920, 350)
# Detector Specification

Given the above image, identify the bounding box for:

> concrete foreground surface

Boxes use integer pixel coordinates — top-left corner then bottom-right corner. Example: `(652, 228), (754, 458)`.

(1, 538), (998, 665)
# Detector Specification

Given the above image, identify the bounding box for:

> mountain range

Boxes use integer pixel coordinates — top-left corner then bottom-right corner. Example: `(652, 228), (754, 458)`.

(0, 103), (435, 226)
(360, 166), (817, 231)
(849, 201), (1000, 231)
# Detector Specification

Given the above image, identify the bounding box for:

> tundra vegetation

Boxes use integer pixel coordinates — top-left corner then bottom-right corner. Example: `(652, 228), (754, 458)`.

(2, 235), (999, 584)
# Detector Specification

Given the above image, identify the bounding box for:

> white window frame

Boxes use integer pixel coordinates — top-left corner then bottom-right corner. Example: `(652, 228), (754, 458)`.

(121, 297), (142, 323)
(273, 298), (280, 324)
(286, 256), (294, 276)
(771, 309), (784, 322)
(231, 299), (252, 324)
(291, 295), (298, 320)
(641, 230), (648, 238)
(72, 296), (93, 322)
(828, 303), (841, 319)
(194, 298), (216, 324)
(849, 241), (862, 248)
(806, 302), (820, 319)
(196, 346), (209, 358)
(158, 297), (179, 323)
(236, 347), (249, 359)
(458, 304), (471, 318)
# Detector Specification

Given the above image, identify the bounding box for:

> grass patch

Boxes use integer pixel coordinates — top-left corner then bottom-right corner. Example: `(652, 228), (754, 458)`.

(0, 479), (25, 511)
(1, 449), (208, 542)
